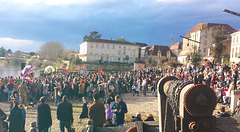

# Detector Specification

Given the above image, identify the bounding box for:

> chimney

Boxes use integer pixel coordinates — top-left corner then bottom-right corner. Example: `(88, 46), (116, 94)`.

(170, 35), (173, 47)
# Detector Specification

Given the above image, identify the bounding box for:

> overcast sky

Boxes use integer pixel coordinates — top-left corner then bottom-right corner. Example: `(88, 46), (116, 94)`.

(0, 0), (239, 52)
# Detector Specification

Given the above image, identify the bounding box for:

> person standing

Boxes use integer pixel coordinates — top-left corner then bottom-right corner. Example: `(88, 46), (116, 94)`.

(7, 76), (14, 102)
(37, 97), (52, 132)
(19, 104), (26, 132)
(78, 97), (88, 123)
(111, 95), (128, 127)
(57, 95), (73, 132)
(0, 108), (8, 132)
(233, 65), (238, 90)
(8, 101), (24, 132)
(54, 83), (61, 106)
(18, 81), (28, 107)
(88, 93), (106, 128)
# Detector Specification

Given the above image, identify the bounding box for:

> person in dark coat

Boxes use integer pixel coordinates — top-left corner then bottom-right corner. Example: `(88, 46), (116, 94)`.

(78, 97), (88, 123)
(144, 114), (155, 121)
(0, 108), (8, 132)
(88, 93), (106, 128)
(233, 65), (238, 90)
(57, 95), (73, 132)
(111, 95), (128, 127)
(7, 101), (24, 132)
(37, 96), (52, 132)
(217, 106), (231, 117)
(131, 113), (142, 122)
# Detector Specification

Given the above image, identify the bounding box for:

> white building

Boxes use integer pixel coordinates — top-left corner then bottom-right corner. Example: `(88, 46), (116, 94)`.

(230, 30), (240, 63)
(79, 39), (141, 63)
(178, 23), (236, 64)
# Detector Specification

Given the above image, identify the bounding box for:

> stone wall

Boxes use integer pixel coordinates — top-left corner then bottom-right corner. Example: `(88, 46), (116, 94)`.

(83, 63), (134, 72)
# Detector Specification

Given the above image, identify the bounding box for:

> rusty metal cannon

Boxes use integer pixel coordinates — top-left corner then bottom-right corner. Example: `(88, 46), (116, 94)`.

(157, 76), (217, 132)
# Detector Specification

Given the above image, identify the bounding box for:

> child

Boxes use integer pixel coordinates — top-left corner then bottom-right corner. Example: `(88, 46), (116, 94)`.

(14, 93), (19, 102)
(78, 97), (88, 123)
(9, 95), (15, 110)
(106, 98), (113, 119)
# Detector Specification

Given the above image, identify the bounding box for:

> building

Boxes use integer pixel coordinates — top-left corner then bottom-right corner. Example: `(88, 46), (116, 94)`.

(178, 23), (236, 64)
(170, 42), (183, 56)
(230, 30), (240, 63)
(146, 45), (177, 66)
(79, 39), (141, 63)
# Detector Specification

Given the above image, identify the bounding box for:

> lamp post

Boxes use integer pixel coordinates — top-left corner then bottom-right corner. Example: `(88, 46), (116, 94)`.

(223, 9), (240, 17)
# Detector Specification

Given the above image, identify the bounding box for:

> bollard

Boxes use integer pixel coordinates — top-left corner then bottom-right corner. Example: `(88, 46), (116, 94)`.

(30, 122), (37, 132)
(86, 119), (94, 132)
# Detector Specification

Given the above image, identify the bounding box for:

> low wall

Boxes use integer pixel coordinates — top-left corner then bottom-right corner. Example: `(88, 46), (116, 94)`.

(216, 117), (240, 132)
(83, 63), (134, 72)
(82, 118), (240, 132)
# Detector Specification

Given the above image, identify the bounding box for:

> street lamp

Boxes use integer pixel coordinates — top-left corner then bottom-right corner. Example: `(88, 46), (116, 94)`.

(223, 9), (240, 17)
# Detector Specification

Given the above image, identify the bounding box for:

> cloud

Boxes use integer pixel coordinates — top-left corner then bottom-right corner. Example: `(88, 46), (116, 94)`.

(10, 0), (118, 6)
(156, 0), (200, 3)
(0, 37), (43, 52)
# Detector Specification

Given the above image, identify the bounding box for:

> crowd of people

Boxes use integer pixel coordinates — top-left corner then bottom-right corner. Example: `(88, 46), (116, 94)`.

(1, 61), (240, 131)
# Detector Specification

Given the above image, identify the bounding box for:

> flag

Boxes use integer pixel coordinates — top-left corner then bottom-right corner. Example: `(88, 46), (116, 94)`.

(98, 69), (104, 74)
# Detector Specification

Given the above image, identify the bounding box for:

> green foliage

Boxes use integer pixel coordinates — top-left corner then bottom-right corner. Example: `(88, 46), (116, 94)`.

(29, 52), (35, 56)
(56, 58), (62, 68)
(83, 31), (102, 42)
(187, 44), (202, 67)
(7, 49), (12, 54)
(69, 60), (74, 71)
(212, 26), (227, 63)
(0, 47), (6, 57)
(115, 37), (127, 42)
(203, 58), (208, 61)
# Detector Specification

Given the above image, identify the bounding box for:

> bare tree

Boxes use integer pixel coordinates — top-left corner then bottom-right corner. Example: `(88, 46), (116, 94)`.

(62, 49), (75, 60)
(39, 41), (64, 62)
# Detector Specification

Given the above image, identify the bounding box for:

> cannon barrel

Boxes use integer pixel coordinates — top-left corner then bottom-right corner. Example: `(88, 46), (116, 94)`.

(157, 76), (217, 132)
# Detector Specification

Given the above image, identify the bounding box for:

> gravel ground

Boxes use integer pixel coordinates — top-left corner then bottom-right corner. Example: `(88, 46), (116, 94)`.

(0, 92), (159, 132)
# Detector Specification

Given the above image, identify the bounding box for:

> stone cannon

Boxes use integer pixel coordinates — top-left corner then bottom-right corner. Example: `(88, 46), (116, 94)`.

(157, 76), (217, 132)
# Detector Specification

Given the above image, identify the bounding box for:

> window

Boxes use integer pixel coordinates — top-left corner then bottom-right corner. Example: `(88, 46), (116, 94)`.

(112, 57), (115, 62)
(96, 44), (98, 47)
(90, 56), (92, 61)
(204, 40), (207, 45)
(205, 32), (207, 38)
(129, 46), (131, 49)
(133, 47), (136, 50)
(232, 48), (234, 58)
(128, 51), (131, 56)
(107, 44), (110, 48)
(236, 47), (238, 58)
(132, 58), (135, 63)
(90, 43), (94, 46)
(187, 43), (189, 46)
(118, 50), (121, 55)
(95, 56), (98, 61)
(90, 48), (93, 54)
(113, 45), (115, 48)
(204, 48), (206, 53)
(124, 46), (126, 49)
(112, 50), (115, 55)
(107, 50), (109, 54)
(119, 45), (121, 48)
(101, 49), (104, 54)
(118, 58), (121, 62)
(102, 44), (104, 47)
(96, 49), (98, 54)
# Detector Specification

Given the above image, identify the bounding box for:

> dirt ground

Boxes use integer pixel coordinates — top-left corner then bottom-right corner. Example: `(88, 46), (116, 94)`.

(0, 92), (159, 132)
(0, 92), (228, 132)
